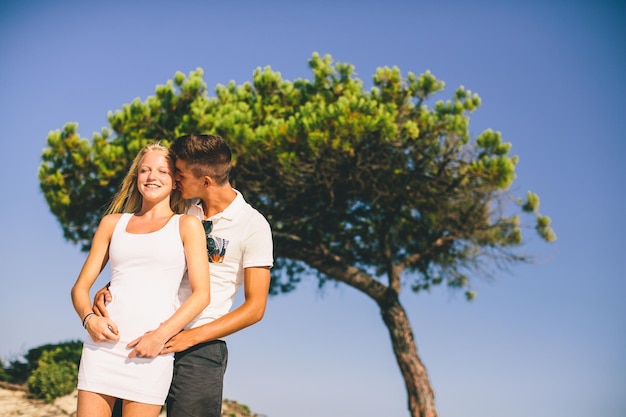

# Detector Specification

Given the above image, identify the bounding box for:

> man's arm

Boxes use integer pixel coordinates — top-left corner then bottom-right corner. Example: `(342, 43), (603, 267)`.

(161, 266), (270, 354)
(93, 283), (112, 317)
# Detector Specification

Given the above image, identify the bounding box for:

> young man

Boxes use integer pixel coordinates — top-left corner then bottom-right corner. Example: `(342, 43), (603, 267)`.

(95, 134), (274, 417)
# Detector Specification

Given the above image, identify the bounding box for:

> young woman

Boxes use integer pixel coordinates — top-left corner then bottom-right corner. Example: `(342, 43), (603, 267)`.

(71, 143), (210, 417)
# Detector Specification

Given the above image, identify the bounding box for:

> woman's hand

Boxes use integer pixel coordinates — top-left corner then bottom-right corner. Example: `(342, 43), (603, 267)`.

(85, 315), (119, 342)
(126, 330), (167, 359)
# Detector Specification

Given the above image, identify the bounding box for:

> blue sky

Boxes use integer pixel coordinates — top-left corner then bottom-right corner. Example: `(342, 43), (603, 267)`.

(1, 1), (624, 416)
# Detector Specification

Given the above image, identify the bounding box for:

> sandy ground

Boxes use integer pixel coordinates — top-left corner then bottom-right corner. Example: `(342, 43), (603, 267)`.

(0, 388), (170, 417)
(0, 387), (253, 417)
(0, 387), (77, 417)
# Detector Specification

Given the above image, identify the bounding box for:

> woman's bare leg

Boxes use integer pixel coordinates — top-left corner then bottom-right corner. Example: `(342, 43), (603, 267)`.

(77, 390), (116, 417)
(122, 399), (163, 417)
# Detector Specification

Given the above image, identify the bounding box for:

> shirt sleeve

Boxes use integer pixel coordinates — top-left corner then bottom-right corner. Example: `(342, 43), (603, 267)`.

(242, 213), (274, 269)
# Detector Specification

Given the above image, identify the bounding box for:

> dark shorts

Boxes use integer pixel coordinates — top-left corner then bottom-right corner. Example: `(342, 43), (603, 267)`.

(167, 340), (228, 417)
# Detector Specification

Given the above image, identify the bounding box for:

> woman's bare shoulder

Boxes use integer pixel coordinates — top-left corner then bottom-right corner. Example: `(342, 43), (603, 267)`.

(98, 213), (124, 230)
(180, 214), (202, 227)
(179, 214), (204, 236)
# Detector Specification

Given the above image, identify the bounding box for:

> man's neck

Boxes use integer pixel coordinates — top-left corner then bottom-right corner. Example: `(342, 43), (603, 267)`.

(200, 186), (237, 219)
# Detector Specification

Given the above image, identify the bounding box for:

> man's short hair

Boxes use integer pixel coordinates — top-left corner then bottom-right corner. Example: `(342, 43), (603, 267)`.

(171, 134), (232, 184)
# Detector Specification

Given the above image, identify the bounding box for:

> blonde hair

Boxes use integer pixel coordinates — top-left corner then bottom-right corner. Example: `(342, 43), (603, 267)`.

(106, 143), (186, 214)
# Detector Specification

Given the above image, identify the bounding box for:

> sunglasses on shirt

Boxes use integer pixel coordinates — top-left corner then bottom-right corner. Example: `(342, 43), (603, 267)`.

(202, 220), (217, 259)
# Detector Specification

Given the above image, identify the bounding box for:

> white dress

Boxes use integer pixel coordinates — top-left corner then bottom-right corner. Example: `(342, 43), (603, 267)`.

(77, 213), (186, 405)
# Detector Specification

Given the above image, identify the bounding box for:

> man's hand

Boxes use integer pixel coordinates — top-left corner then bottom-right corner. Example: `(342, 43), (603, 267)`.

(161, 329), (197, 354)
(93, 284), (112, 317)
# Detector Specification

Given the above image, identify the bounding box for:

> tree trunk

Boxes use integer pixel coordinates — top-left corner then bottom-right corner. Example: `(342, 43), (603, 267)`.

(378, 293), (437, 417)
(287, 249), (439, 416)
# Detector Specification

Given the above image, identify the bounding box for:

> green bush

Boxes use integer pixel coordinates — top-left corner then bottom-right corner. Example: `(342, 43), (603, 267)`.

(3, 340), (82, 385)
(0, 358), (10, 382)
(26, 349), (78, 403)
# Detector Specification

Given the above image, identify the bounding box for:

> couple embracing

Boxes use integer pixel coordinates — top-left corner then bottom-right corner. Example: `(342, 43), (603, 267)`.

(71, 134), (273, 417)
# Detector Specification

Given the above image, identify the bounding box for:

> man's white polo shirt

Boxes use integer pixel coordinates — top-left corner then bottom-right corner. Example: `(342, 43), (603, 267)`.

(177, 190), (273, 329)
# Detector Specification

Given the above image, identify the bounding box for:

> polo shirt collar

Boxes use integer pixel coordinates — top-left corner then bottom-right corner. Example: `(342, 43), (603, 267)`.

(191, 189), (244, 222)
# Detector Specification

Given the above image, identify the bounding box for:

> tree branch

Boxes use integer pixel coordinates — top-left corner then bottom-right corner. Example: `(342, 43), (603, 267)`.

(276, 233), (390, 302)
(401, 235), (456, 269)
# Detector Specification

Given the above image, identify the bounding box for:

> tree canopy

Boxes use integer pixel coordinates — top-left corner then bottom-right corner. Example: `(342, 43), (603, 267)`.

(39, 52), (555, 417)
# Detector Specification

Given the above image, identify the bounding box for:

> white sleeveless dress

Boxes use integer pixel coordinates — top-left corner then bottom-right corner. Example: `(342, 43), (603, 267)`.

(77, 213), (186, 405)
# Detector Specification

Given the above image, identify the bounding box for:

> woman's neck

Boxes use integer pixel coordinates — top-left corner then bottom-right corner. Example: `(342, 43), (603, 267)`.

(135, 200), (174, 218)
